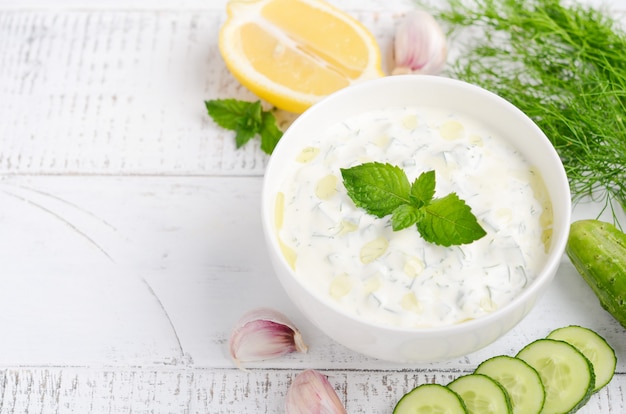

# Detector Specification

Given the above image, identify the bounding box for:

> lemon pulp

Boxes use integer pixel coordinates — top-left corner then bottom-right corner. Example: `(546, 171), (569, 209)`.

(219, 0), (384, 113)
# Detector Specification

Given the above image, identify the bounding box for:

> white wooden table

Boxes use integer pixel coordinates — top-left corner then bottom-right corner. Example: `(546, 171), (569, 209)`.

(0, 0), (625, 412)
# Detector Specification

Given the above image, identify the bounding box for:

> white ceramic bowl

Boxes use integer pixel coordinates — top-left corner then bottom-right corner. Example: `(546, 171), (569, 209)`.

(261, 75), (571, 363)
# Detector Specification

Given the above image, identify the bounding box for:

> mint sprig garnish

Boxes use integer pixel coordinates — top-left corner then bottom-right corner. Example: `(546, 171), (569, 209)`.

(340, 162), (487, 246)
(204, 98), (283, 155)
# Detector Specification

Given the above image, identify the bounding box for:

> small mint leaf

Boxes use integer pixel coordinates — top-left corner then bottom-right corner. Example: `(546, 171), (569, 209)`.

(417, 193), (487, 246)
(392, 204), (423, 231)
(240, 100), (263, 131)
(341, 163), (485, 246)
(205, 98), (257, 131)
(410, 170), (436, 208)
(234, 127), (256, 148)
(259, 110), (283, 154)
(341, 162), (411, 218)
(205, 98), (284, 155)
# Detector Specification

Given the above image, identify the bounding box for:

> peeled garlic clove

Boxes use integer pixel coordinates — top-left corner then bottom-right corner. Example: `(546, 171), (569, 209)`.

(229, 307), (308, 367)
(392, 10), (447, 75)
(285, 369), (347, 414)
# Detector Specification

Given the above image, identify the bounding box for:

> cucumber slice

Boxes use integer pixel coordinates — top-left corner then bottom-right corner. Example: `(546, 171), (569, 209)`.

(516, 339), (595, 414)
(475, 355), (545, 414)
(547, 325), (616, 392)
(393, 383), (468, 414)
(448, 373), (512, 414)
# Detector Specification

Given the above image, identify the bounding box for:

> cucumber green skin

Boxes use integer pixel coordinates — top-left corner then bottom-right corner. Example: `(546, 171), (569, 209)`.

(517, 339), (595, 414)
(448, 373), (513, 414)
(393, 383), (468, 414)
(547, 325), (617, 392)
(566, 219), (626, 329)
(475, 355), (545, 414)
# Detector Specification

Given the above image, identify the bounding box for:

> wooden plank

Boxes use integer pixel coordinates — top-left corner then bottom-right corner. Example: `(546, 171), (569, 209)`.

(0, 368), (623, 413)
(0, 0), (413, 11)
(0, 0), (625, 11)
(0, 175), (624, 370)
(0, 8), (400, 176)
(1, 5), (626, 176)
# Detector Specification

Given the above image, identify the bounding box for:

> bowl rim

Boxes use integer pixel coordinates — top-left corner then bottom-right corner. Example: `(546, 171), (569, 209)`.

(262, 74), (572, 335)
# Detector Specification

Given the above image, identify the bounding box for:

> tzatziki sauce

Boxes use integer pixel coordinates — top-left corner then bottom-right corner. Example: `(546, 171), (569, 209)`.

(275, 105), (553, 329)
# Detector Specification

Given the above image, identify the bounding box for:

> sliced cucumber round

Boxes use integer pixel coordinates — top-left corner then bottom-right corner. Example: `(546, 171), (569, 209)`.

(475, 355), (545, 414)
(447, 373), (512, 414)
(547, 325), (616, 392)
(516, 339), (595, 414)
(393, 383), (468, 414)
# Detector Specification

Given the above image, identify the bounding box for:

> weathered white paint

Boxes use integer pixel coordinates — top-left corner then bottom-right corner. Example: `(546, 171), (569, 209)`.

(0, 0), (624, 412)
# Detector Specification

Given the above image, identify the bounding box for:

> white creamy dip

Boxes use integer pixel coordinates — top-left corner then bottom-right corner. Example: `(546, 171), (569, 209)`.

(275, 105), (553, 328)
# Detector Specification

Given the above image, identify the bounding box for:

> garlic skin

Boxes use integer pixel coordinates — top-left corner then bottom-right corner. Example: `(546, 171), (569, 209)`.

(392, 10), (447, 75)
(285, 369), (347, 414)
(228, 307), (308, 367)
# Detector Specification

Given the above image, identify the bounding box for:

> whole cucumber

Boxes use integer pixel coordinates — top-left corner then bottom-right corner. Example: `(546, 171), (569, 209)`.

(566, 219), (626, 329)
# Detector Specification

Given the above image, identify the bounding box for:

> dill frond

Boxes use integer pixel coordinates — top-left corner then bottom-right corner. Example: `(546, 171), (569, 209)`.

(428, 0), (626, 215)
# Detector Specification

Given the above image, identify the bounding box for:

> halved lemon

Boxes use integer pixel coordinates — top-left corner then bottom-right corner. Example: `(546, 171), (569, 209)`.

(218, 0), (385, 113)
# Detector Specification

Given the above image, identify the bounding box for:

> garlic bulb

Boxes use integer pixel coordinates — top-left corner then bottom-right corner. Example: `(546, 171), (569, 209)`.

(228, 307), (308, 368)
(392, 10), (447, 75)
(285, 369), (347, 414)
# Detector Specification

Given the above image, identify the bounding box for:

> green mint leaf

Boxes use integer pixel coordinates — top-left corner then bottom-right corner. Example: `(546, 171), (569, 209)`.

(234, 127), (256, 148)
(204, 98), (283, 155)
(341, 163), (486, 246)
(410, 170), (436, 208)
(417, 193), (487, 246)
(259, 110), (283, 155)
(243, 100), (263, 128)
(205, 98), (257, 131)
(341, 162), (411, 218)
(392, 204), (423, 231)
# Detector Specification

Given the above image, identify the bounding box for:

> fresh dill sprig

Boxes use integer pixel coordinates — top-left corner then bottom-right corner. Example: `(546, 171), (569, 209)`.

(427, 0), (626, 218)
